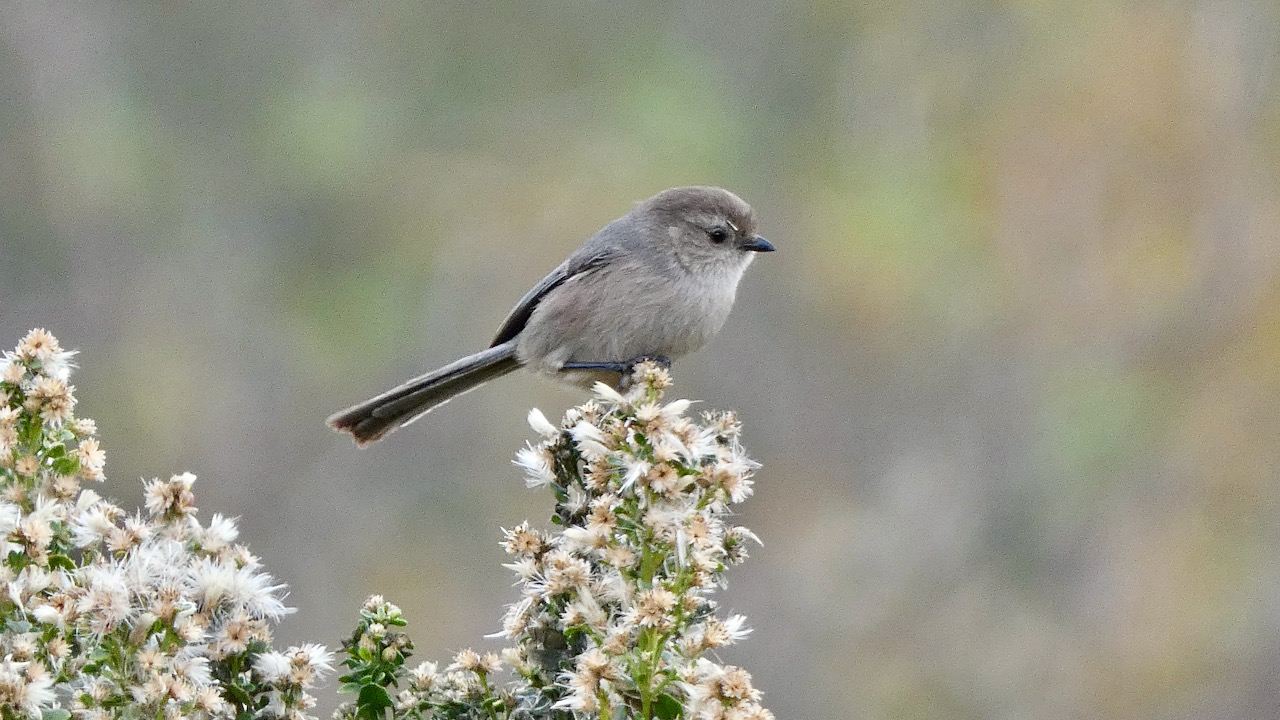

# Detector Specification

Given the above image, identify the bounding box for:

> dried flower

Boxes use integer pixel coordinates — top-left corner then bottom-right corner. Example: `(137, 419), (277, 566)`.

(15, 328), (60, 364)
(0, 330), (332, 719)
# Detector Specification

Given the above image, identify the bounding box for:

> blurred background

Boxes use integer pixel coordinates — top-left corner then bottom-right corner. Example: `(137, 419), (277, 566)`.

(3, 2), (1279, 718)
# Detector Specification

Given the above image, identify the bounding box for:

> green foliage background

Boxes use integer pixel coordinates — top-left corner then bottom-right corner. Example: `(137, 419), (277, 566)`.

(3, 3), (1279, 718)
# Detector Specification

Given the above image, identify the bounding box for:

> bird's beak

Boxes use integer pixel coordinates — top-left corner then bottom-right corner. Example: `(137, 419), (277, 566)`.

(742, 235), (775, 252)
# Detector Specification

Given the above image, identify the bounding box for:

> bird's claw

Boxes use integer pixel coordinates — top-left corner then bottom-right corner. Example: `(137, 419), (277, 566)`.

(629, 355), (672, 370)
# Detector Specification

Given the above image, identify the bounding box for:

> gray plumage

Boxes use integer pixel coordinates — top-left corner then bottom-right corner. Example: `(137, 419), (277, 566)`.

(328, 186), (773, 445)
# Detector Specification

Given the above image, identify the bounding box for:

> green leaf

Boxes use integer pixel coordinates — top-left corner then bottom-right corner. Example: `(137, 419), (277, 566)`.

(654, 692), (683, 720)
(224, 682), (253, 707)
(339, 681), (364, 696)
(43, 443), (65, 459)
(47, 553), (75, 571)
(42, 710), (72, 720)
(51, 456), (80, 476)
(356, 683), (394, 711)
(19, 418), (41, 447)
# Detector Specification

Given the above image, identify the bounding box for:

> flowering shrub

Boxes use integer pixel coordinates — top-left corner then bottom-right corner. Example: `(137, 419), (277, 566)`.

(0, 329), (332, 719)
(0, 329), (772, 719)
(336, 363), (774, 720)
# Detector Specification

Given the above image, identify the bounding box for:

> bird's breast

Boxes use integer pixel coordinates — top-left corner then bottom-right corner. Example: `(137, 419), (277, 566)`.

(516, 261), (743, 375)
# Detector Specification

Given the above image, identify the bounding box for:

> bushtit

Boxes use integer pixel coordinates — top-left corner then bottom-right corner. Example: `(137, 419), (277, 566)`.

(328, 186), (774, 445)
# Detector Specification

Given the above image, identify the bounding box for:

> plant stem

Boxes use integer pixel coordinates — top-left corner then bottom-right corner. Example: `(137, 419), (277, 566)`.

(478, 671), (501, 720)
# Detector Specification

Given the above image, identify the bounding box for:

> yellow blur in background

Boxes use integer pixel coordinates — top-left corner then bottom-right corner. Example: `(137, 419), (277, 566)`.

(2, 3), (1278, 718)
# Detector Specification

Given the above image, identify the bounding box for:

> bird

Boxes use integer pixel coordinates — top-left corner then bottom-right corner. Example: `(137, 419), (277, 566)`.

(328, 186), (774, 446)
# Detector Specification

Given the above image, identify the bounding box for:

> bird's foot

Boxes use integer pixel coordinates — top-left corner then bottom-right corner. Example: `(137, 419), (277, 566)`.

(630, 354), (672, 370)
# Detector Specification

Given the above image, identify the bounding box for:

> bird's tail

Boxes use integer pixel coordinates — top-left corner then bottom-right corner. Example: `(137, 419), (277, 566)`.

(328, 341), (521, 446)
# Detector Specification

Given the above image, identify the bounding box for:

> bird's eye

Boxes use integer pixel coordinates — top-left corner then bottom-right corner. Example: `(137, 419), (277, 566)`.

(707, 226), (729, 244)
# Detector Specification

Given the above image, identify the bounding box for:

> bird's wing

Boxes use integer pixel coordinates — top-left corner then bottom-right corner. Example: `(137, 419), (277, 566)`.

(489, 249), (614, 347)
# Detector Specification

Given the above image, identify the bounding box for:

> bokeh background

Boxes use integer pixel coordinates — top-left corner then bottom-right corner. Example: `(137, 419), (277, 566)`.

(3, 2), (1279, 718)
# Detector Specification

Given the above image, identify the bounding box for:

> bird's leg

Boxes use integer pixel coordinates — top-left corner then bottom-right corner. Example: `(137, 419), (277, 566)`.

(560, 361), (632, 374)
(560, 355), (672, 375)
(561, 355), (672, 391)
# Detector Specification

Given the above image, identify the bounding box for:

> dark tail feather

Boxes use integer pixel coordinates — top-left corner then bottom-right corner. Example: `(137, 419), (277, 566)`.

(328, 341), (521, 446)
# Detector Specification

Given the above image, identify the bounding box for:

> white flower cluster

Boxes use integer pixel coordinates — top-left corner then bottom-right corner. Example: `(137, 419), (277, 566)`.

(0, 329), (333, 719)
(340, 364), (773, 720)
(499, 363), (773, 719)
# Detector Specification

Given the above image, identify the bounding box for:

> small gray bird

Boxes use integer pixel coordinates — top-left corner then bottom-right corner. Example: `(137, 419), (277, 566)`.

(328, 186), (774, 445)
